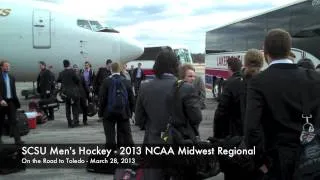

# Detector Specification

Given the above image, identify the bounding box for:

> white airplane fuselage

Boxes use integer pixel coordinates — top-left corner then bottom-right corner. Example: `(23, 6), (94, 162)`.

(0, 1), (144, 81)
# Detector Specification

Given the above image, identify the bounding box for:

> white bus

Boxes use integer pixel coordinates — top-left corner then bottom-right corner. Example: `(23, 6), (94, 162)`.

(205, 0), (320, 99)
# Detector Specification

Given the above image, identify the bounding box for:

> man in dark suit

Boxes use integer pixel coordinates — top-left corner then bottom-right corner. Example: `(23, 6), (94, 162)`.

(73, 64), (88, 125)
(94, 59), (112, 95)
(94, 59), (112, 121)
(213, 57), (242, 139)
(213, 52), (266, 180)
(128, 65), (134, 79)
(132, 62), (145, 96)
(135, 48), (202, 179)
(245, 29), (320, 179)
(57, 60), (81, 128)
(0, 60), (24, 144)
(99, 62), (135, 148)
(80, 61), (95, 101)
(37, 61), (55, 120)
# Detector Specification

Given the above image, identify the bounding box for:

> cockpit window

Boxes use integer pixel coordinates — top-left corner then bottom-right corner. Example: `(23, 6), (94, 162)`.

(77, 20), (92, 30)
(89, 21), (103, 31)
(77, 19), (120, 33)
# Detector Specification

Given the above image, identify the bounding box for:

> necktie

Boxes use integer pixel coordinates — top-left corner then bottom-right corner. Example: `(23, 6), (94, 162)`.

(3, 73), (12, 99)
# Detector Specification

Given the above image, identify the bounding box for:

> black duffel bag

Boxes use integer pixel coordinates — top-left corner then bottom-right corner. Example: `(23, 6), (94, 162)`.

(87, 90), (97, 117)
(196, 140), (221, 179)
(38, 97), (59, 111)
(208, 136), (256, 173)
(87, 102), (97, 117)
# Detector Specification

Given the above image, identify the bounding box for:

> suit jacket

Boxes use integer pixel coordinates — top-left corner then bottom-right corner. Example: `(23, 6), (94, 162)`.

(213, 71), (243, 138)
(80, 68), (95, 92)
(99, 74), (135, 119)
(132, 68), (145, 82)
(76, 72), (88, 98)
(57, 68), (80, 98)
(135, 75), (202, 144)
(0, 72), (20, 108)
(121, 71), (131, 81)
(128, 69), (134, 80)
(94, 67), (111, 93)
(245, 63), (320, 179)
(167, 81), (203, 141)
(37, 69), (55, 96)
(193, 76), (206, 109)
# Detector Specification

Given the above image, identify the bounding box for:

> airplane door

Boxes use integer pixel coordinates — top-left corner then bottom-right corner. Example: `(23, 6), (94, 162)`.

(33, 9), (51, 48)
(80, 40), (89, 58)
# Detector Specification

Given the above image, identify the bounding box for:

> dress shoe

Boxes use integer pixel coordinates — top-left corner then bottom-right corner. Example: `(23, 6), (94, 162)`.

(48, 116), (54, 121)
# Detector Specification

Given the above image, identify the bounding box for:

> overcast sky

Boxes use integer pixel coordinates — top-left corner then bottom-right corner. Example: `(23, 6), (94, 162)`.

(39, 0), (299, 53)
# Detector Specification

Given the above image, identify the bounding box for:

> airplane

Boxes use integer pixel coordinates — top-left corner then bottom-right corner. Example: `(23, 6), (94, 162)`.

(0, 0), (144, 82)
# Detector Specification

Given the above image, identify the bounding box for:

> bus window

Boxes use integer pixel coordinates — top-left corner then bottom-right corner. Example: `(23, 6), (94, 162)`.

(77, 20), (92, 30)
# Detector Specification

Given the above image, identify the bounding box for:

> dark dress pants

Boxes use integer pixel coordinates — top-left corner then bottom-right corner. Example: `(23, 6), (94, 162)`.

(40, 94), (54, 120)
(79, 97), (87, 123)
(0, 100), (21, 142)
(103, 115), (134, 148)
(65, 97), (80, 126)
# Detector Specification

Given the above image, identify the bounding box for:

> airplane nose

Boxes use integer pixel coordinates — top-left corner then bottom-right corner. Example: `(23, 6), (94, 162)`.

(120, 36), (144, 63)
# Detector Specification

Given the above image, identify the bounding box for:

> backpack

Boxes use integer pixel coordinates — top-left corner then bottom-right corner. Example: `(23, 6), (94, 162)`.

(161, 80), (220, 178)
(294, 70), (320, 180)
(107, 75), (128, 115)
(161, 80), (197, 145)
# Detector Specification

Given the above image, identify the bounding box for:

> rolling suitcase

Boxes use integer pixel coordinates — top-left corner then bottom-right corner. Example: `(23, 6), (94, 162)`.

(3, 110), (30, 136)
(17, 110), (30, 136)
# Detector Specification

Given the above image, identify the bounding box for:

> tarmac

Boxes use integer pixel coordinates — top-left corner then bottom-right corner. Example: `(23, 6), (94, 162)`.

(1, 82), (224, 180)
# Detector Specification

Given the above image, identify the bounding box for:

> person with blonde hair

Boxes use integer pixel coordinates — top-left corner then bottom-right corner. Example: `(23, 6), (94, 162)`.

(179, 64), (196, 83)
(243, 49), (264, 79)
(241, 49), (265, 122)
(120, 63), (131, 81)
(99, 62), (135, 148)
(179, 64), (206, 109)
